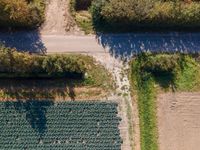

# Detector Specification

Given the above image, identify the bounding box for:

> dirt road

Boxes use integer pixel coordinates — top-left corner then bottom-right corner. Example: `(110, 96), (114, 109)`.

(40, 0), (82, 35)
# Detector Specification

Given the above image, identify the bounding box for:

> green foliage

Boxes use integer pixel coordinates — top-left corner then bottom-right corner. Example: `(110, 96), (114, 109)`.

(0, 101), (122, 149)
(135, 53), (200, 91)
(91, 0), (200, 31)
(0, 0), (45, 28)
(70, 0), (94, 34)
(131, 58), (158, 150)
(0, 45), (86, 78)
(131, 53), (200, 150)
(75, 11), (94, 34)
(175, 55), (200, 91)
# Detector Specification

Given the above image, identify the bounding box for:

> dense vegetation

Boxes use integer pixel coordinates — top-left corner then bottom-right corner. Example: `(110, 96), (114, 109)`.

(0, 0), (45, 28)
(0, 45), (86, 78)
(91, 0), (200, 31)
(0, 101), (122, 149)
(131, 53), (200, 150)
(0, 45), (113, 100)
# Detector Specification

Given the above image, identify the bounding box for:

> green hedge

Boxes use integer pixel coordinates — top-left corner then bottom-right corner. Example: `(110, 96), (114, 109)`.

(0, 0), (45, 28)
(0, 46), (86, 78)
(91, 0), (200, 31)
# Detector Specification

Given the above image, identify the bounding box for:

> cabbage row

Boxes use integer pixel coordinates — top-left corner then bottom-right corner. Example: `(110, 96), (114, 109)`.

(0, 101), (122, 150)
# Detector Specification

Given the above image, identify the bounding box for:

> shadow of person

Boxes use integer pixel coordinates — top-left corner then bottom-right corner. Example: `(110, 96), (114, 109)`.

(4, 100), (54, 138)
(67, 83), (76, 101)
(0, 30), (46, 54)
(96, 32), (200, 59)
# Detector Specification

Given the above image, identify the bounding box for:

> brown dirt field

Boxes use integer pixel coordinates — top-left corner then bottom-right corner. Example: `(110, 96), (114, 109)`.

(157, 92), (200, 150)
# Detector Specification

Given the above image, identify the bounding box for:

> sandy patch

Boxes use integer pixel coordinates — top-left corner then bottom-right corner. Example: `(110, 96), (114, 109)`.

(157, 92), (200, 150)
(40, 0), (83, 35)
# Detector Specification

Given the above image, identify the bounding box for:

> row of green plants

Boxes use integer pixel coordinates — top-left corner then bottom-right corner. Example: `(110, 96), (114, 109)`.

(0, 101), (122, 149)
(72, 0), (200, 32)
(0, 45), (86, 78)
(0, 0), (45, 28)
(131, 53), (200, 150)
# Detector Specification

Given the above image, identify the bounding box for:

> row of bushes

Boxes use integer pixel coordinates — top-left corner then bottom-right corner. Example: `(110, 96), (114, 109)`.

(91, 0), (200, 31)
(0, 46), (86, 78)
(0, 0), (45, 28)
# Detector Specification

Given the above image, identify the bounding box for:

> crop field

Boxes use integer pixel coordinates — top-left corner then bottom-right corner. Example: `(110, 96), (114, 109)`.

(0, 101), (122, 150)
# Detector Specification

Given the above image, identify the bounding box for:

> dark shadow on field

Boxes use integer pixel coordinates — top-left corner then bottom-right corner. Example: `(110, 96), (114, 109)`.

(0, 30), (46, 54)
(4, 100), (54, 138)
(0, 78), (78, 101)
(152, 71), (176, 91)
(96, 32), (200, 59)
(1, 78), (79, 137)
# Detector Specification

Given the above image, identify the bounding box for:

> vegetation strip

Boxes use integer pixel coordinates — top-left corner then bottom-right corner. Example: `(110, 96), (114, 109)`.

(131, 53), (200, 150)
(0, 45), (86, 79)
(91, 0), (200, 31)
(0, 0), (45, 28)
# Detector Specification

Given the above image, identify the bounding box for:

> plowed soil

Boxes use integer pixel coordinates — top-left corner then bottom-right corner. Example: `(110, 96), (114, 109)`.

(157, 92), (200, 150)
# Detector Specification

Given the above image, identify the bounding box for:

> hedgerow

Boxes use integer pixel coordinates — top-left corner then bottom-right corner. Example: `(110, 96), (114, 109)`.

(0, 0), (45, 28)
(0, 45), (86, 78)
(91, 0), (200, 31)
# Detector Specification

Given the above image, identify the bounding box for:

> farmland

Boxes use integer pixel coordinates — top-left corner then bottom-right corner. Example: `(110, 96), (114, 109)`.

(157, 92), (200, 150)
(130, 53), (200, 150)
(0, 101), (122, 150)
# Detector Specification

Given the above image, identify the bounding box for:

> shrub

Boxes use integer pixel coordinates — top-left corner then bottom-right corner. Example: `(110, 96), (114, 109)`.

(0, 0), (45, 28)
(0, 45), (86, 78)
(91, 0), (200, 31)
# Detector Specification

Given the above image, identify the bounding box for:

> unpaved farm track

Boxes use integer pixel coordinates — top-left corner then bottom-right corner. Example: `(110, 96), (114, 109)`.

(158, 92), (200, 150)
(40, 0), (82, 35)
(91, 53), (140, 150)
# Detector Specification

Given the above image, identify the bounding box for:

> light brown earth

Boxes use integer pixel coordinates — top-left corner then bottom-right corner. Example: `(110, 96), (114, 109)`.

(157, 92), (200, 150)
(40, 0), (83, 35)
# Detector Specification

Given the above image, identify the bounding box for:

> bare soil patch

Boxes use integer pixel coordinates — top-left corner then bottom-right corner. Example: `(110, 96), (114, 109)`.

(41, 0), (83, 35)
(157, 92), (200, 150)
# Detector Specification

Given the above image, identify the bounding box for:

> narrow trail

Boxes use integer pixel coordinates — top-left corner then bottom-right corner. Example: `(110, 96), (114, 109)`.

(91, 53), (141, 150)
(40, 0), (83, 35)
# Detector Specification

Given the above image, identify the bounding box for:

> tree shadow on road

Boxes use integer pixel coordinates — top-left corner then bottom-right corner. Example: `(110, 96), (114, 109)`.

(0, 30), (46, 54)
(96, 32), (200, 59)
